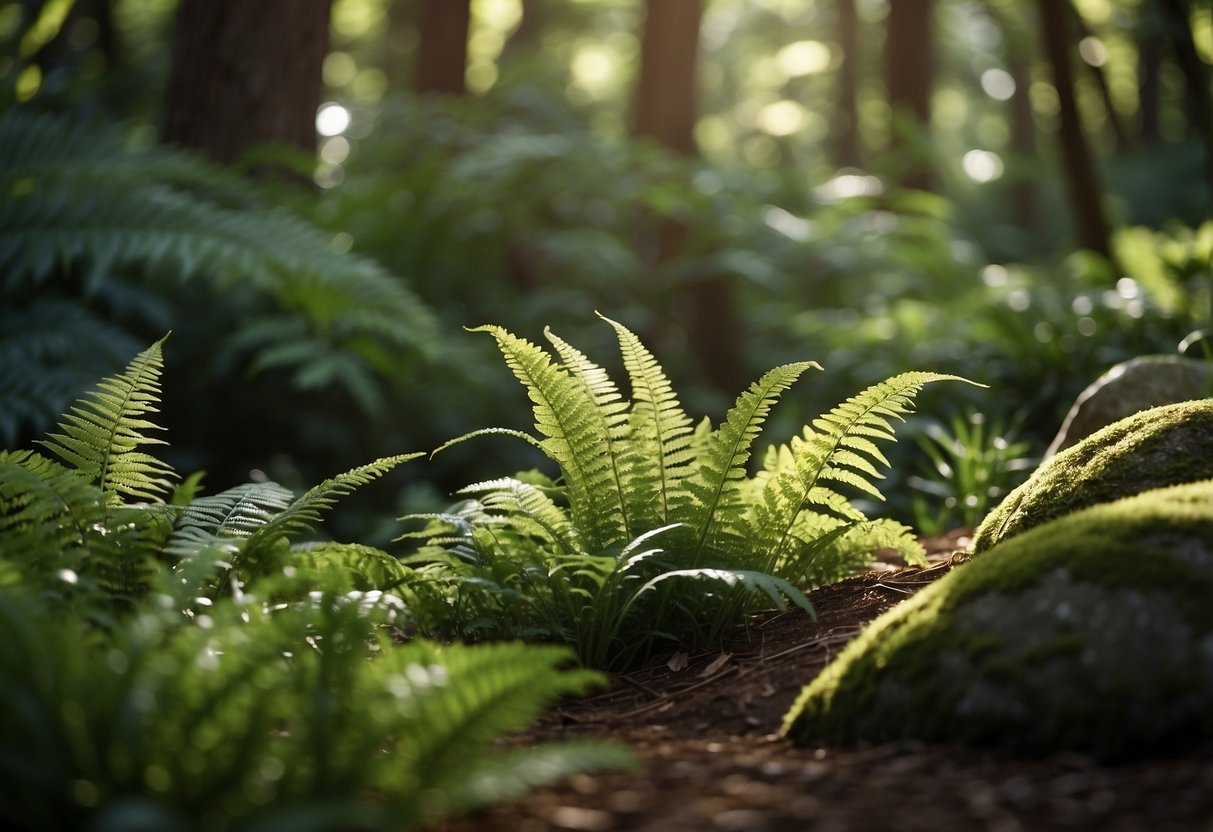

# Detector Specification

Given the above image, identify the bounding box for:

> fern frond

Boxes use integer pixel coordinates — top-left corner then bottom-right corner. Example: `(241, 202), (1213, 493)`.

(39, 336), (175, 503)
(447, 742), (639, 817)
(236, 454), (420, 577)
(0, 110), (437, 417)
(470, 326), (624, 551)
(755, 371), (967, 565)
(458, 478), (579, 554)
(544, 327), (633, 537)
(165, 481), (295, 559)
(390, 640), (608, 796)
(0, 450), (105, 577)
(627, 568), (815, 618)
(672, 362), (820, 565)
(287, 542), (409, 591)
(431, 428), (546, 457)
(598, 313), (695, 530)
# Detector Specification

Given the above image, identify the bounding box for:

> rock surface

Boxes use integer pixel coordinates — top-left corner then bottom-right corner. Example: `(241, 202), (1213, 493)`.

(974, 399), (1213, 553)
(1046, 355), (1213, 457)
(782, 481), (1213, 761)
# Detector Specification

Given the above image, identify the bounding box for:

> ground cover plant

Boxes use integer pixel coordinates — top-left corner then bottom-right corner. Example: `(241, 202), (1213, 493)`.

(399, 315), (968, 668)
(0, 338), (632, 831)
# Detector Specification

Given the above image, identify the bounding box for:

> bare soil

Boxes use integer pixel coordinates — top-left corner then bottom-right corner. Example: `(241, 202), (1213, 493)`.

(438, 530), (1213, 832)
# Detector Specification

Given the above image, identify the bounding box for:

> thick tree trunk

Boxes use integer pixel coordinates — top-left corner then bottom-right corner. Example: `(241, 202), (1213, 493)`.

(163, 0), (331, 167)
(833, 0), (862, 169)
(634, 0), (745, 395)
(1038, 0), (1113, 258)
(634, 0), (701, 155)
(885, 0), (934, 190)
(416, 0), (470, 96)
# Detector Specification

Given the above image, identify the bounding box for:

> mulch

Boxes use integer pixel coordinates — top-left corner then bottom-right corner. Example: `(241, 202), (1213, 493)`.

(437, 530), (1213, 831)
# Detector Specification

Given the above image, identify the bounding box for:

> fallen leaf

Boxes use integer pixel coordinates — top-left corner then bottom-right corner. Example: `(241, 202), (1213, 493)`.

(699, 652), (732, 677)
(666, 651), (689, 672)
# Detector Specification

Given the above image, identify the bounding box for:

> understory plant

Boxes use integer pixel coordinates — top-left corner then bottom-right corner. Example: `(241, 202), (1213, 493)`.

(401, 315), (968, 668)
(0, 337), (631, 830)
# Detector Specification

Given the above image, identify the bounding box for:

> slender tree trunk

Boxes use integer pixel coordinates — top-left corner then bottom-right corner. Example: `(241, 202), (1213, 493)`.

(416, 0), (470, 96)
(500, 0), (544, 63)
(833, 0), (862, 169)
(885, 0), (934, 190)
(1008, 47), (1040, 232)
(1038, 0), (1113, 258)
(1072, 13), (1130, 151)
(1138, 21), (1164, 144)
(163, 0), (331, 167)
(634, 0), (745, 394)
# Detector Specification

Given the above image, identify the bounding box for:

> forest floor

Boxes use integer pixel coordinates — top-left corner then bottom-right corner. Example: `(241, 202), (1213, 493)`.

(438, 530), (1213, 832)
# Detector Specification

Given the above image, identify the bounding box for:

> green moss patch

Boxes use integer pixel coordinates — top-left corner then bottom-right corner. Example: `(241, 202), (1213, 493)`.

(973, 400), (1213, 553)
(782, 481), (1213, 761)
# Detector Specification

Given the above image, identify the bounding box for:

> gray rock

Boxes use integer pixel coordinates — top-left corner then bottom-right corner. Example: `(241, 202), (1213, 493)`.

(1047, 355), (1213, 457)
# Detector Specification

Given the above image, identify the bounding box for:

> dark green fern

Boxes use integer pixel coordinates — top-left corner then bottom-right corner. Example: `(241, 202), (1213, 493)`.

(0, 108), (437, 443)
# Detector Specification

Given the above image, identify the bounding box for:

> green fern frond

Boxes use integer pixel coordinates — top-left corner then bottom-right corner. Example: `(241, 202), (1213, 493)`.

(672, 362), (820, 565)
(458, 478), (579, 554)
(598, 313), (695, 530)
(235, 454), (420, 578)
(0, 450), (105, 577)
(448, 742), (639, 816)
(287, 542), (409, 591)
(628, 568), (815, 618)
(391, 640), (609, 800)
(0, 110), (437, 420)
(470, 326), (624, 551)
(755, 371), (967, 565)
(165, 481), (296, 559)
(39, 336), (175, 503)
(544, 327), (633, 537)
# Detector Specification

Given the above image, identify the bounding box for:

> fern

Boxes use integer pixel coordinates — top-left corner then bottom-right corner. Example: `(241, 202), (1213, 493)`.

(0, 108), (437, 437)
(39, 335), (174, 503)
(410, 318), (967, 667)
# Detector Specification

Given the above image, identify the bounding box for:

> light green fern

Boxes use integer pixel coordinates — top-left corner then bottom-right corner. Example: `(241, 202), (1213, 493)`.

(409, 316), (971, 666)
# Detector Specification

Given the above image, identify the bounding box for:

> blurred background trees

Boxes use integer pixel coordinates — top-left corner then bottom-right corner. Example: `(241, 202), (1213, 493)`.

(1, 0), (1210, 536)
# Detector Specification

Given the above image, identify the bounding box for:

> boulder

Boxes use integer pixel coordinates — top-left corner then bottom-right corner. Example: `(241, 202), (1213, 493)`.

(973, 399), (1213, 553)
(782, 481), (1213, 760)
(1046, 355), (1213, 457)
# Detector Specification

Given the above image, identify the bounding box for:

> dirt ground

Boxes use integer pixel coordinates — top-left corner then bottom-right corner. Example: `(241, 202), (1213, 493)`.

(438, 530), (1213, 832)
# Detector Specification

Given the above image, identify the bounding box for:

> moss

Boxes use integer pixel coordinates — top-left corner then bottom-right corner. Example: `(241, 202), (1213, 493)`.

(783, 481), (1213, 760)
(973, 400), (1213, 553)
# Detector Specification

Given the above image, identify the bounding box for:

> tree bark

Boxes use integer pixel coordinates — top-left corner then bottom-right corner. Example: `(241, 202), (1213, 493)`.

(833, 0), (862, 169)
(1038, 0), (1113, 258)
(633, 0), (746, 395)
(634, 0), (701, 155)
(884, 0), (934, 190)
(416, 0), (470, 96)
(163, 0), (331, 167)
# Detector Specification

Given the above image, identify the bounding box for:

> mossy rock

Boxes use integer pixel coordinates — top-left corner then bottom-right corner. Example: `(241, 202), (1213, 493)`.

(782, 481), (1213, 761)
(973, 399), (1213, 553)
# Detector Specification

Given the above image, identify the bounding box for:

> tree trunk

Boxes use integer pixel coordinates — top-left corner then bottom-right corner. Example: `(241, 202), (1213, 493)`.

(634, 0), (701, 155)
(1038, 0), (1113, 258)
(884, 0), (934, 190)
(1138, 18), (1164, 144)
(1073, 12), (1130, 151)
(416, 0), (470, 96)
(833, 0), (862, 169)
(634, 0), (745, 395)
(163, 0), (331, 167)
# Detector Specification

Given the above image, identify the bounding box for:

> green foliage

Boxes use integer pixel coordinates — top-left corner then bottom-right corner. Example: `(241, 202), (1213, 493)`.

(908, 410), (1035, 536)
(0, 338), (632, 829)
(403, 317), (966, 667)
(0, 108), (436, 446)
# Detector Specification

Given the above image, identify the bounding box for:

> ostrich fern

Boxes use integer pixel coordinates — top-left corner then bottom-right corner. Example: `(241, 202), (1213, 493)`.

(404, 315), (971, 667)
